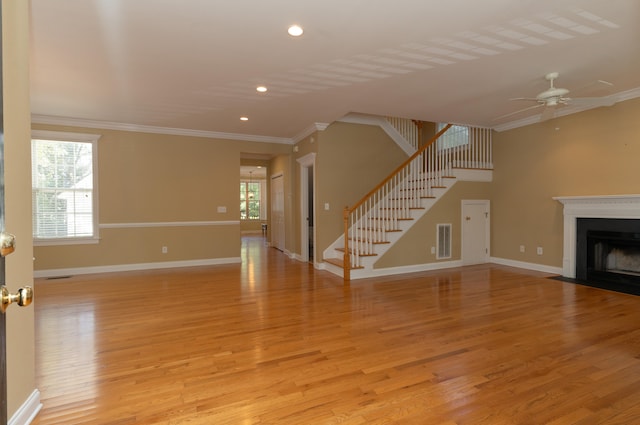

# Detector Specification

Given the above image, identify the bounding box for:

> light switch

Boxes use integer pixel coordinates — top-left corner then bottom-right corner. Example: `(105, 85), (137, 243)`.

(324, 203), (330, 211)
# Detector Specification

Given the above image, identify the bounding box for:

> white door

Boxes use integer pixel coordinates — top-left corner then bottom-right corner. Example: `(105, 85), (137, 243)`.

(461, 200), (490, 265)
(270, 174), (285, 251)
(0, 18), (34, 417)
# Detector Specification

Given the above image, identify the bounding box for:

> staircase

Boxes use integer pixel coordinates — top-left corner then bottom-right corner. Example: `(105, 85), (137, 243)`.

(323, 122), (493, 280)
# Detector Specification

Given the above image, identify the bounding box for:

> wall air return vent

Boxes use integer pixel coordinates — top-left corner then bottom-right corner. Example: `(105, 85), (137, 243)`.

(437, 223), (452, 259)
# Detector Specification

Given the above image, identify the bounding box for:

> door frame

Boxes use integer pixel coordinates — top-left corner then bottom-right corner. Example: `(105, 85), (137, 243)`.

(0, 2), (7, 418)
(270, 173), (285, 251)
(297, 153), (316, 264)
(461, 199), (490, 265)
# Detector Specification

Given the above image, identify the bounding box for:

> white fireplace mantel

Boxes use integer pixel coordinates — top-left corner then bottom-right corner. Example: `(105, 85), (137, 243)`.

(553, 195), (640, 278)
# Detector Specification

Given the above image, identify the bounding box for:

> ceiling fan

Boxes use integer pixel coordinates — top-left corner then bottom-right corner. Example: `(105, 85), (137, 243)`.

(495, 72), (616, 122)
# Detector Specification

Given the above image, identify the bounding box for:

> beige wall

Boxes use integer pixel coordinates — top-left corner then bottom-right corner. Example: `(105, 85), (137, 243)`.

(311, 122), (408, 256)
(376, 182), (492, 268)
(491, 97), (640, 267)
(32, 124), (291, 271)
(30, 98), (640, 276)
(3, 0), (37, 417)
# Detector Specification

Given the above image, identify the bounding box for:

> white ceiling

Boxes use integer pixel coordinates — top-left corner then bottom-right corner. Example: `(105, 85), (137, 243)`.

(30, 0), (640, 142)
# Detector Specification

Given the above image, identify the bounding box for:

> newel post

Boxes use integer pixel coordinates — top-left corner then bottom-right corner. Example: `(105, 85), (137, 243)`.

(343, 207), (350, 282)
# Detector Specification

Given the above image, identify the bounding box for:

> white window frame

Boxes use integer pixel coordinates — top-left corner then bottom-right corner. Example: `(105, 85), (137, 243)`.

(240, 178), (266, 220)
(31, 130), (100, 246)
(436, 123), (469, 151)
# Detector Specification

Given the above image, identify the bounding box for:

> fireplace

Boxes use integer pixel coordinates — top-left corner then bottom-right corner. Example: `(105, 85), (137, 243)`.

(575, 218), (640, 293)
(555, 195), (640, 295)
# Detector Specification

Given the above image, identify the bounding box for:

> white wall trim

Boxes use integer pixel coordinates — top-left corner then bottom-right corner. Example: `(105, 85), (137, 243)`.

(490, 257), (563, 275)
(9, 389), (42, 425)
(296, 152), (316, 167)
(100, 220), (239, 229)
(321, 256), (562, 280)
(32, 114), (293, 145)
(292, 123), (329, 143)
(34, 257), (241, 279)
(350, 260), (464, 280)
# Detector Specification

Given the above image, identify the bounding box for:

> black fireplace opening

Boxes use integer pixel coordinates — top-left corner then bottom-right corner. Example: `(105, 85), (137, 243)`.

(576, 218), (640, 295)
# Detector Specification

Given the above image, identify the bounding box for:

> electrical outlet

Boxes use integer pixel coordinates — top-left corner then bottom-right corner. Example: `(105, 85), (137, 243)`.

(431, 246), (435, 254)
(537, 247), (543, 255)
(162, 246), (168, 254)
(519, 245), (525, 253)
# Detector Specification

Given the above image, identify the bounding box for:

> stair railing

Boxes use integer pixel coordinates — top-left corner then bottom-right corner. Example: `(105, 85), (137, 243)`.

(341, 124), (493, 281)
(342, 124), (453, 281)
(385, 117), (422, 151)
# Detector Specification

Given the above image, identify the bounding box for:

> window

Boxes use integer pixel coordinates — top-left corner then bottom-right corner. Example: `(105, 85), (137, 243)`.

(240, 180), (262, 220)
(436, 123), (469, 150)
(31, 131), (100, 244)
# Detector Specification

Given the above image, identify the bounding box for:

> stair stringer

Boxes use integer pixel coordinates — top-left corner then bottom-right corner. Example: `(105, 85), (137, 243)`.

(322, 168), (492, 279)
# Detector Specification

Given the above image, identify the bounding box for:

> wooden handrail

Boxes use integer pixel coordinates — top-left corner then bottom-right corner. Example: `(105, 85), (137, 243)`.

(342, 123), (452, 281)
(347, 123), (452, 214)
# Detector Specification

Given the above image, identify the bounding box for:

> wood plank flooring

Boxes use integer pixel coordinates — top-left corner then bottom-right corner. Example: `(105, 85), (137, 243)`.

(31, 237), (640, 424)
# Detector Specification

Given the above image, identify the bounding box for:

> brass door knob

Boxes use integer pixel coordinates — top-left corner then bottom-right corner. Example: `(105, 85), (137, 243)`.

(1, 286), (33, 313)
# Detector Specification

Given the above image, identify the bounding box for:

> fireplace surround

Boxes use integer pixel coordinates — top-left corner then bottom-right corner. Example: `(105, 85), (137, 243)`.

(555, 195), (640, 294)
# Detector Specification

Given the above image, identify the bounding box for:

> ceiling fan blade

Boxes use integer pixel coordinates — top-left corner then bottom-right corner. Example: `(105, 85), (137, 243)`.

(493, 103), (544, 121)
(569, 96), (616, 107)
(509, 97), (540, 102)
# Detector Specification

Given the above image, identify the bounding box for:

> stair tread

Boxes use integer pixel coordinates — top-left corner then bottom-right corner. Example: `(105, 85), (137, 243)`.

(335, 247), (378, 257)
(324, 257), (364, 269)
(351, 238), (390, 244)
(382, 207), (426, 210)
(356, 228), (403, 232)
(367, 216), (415, 220)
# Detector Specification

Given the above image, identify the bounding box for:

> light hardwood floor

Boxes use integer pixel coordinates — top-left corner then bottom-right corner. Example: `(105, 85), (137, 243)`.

(31, 237), (640, 424)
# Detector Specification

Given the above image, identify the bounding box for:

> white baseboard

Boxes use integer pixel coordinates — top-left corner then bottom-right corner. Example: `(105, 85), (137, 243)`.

(490, 257), (563, 275)
(9, 389), (42, 425)
(350, 260), (464, 280)
(34, 257), (242, 279)
(320, 257), (562, 280)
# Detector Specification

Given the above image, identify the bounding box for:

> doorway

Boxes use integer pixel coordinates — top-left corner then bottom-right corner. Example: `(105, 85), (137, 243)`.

(461, 200), (490, 265)
(297, 153), (316, 264)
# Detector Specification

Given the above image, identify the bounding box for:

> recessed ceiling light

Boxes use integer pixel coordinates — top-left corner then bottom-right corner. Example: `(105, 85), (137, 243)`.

(240, 116), (249, 121)
(256, 86), (268, 93)
(288, 25), (303, 37)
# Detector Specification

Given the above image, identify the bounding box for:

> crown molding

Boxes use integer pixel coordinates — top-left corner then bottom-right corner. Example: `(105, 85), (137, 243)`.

(292, 122), (329, 143)
(31, 114), (294, 145)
